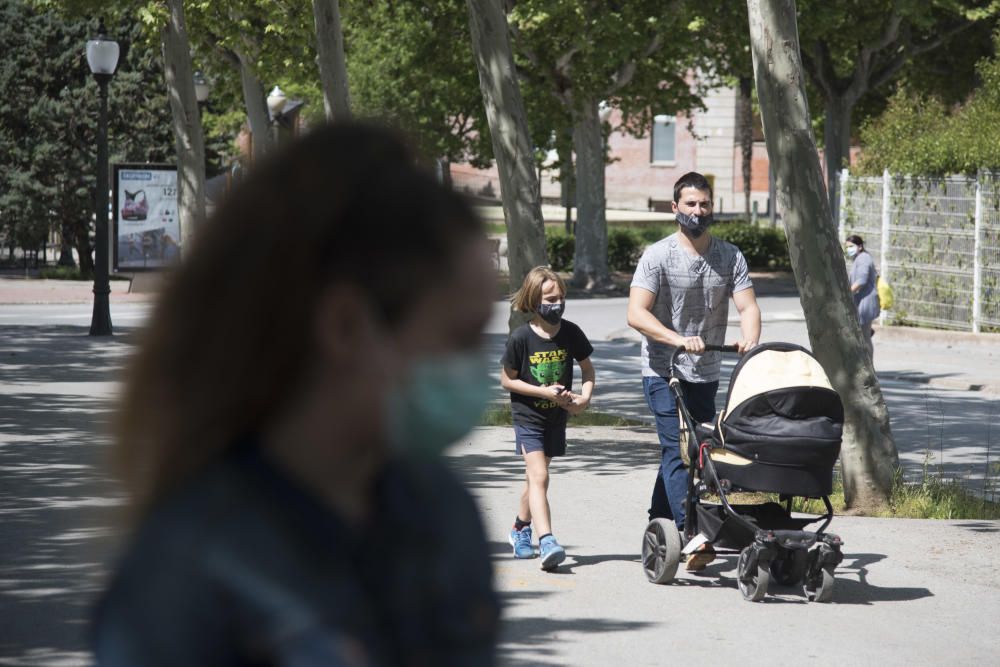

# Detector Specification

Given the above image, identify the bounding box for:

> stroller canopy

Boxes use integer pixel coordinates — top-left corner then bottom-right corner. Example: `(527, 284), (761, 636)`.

(712, 343), (843, 496)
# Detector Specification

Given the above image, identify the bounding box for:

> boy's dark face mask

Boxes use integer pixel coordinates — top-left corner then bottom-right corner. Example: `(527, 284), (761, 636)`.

(676, 211), (713, 238)
(537, 302), (564, 325)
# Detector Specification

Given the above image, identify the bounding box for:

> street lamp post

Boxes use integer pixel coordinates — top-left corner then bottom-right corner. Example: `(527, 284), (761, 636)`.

(266, 85), (287, 116)
(86, 22), (119, 337)
(266, 86), (287, 145)
(193, 70), (211, 105)
(266, 86), (305, 146)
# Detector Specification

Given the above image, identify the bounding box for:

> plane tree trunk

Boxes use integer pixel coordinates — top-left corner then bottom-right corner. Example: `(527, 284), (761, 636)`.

(747, 0), (898, 511)
(466, 0), (548, 298)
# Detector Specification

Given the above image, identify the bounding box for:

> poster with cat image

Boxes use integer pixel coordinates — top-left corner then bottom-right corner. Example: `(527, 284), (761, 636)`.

(112, 163), (181, 270)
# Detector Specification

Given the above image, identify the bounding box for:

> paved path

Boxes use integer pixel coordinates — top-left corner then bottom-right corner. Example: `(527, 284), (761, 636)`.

(448, 427), (1000, 666)
(1, 276), (1000, 664)
(0, 277), (145, 305)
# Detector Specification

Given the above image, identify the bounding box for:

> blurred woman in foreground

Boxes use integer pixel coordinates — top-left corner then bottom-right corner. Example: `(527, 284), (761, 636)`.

(94, 124), (499, 665)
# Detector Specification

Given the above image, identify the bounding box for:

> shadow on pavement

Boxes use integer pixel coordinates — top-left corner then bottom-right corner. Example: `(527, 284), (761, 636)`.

(450, 428), (660, 487)
(830, 552), (934, 605)
(498, 589), (655, 666)
(0, 325), (132, 662)
(0, 325), (135, 385)
(449, 451), (528, 490)
(499, 615), (654, 653)
(560, 553), (640, 572)
(954, 521), (1000, 533)
(673, 551), (933, 605)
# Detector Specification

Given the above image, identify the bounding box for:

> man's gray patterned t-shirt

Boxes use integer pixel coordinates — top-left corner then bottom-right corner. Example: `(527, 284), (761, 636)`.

(631, 233), (752, 382)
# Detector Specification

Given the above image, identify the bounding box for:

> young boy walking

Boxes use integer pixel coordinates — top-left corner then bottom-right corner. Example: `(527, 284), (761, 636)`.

(501, 267), (595, 571)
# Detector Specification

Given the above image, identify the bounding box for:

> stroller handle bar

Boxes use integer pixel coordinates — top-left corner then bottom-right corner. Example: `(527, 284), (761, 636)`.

(669, 343), (740, 379)
(675, 343), (740, 354)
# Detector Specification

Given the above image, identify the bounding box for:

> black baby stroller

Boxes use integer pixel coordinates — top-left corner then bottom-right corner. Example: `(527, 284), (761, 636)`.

(641, 342), (845, 602)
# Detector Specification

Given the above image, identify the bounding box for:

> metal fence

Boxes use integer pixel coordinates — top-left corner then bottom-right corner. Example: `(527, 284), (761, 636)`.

(839, 169), (1000, 333)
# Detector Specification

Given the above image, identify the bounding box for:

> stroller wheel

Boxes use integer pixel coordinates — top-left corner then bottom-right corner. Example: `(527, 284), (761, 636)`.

(642, 519), (681, 584)
(805, 566), (835, 603)
(769, 548), (808, 586)
(737, 547), (770, 602)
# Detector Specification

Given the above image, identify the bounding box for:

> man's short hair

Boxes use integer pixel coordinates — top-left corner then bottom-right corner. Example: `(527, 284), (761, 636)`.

(673, 172), (713, 203)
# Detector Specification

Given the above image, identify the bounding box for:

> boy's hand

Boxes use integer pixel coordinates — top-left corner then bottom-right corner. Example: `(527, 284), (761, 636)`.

(562, 393), (590, 415)
(545, 385), (573, 405)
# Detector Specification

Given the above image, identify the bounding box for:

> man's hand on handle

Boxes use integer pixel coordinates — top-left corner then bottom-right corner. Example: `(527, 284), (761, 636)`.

(679, 335), (706, 354)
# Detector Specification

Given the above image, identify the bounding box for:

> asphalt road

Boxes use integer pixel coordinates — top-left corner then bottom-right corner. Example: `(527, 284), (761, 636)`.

(449, 427), (1000, 666)
(1, 296), (999, 665)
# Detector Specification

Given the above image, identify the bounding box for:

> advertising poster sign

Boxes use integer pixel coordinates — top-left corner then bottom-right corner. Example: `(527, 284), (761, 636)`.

(112, 164), (181, 270)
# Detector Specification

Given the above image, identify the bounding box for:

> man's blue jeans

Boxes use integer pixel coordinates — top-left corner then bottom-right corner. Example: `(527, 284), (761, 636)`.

(643, 375), (719, 531)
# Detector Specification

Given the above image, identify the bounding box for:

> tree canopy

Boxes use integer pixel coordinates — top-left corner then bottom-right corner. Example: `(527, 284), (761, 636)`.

(346, 0), (492, 167)
(0, 1), (176, 271)
(858, 33), (1000, 175)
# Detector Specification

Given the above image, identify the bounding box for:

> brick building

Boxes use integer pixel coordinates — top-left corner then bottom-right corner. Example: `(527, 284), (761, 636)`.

(450, 84), (774, 217)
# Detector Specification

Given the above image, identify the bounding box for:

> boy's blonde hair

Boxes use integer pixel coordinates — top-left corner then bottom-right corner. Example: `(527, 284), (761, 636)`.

(511, 266), (566, 312)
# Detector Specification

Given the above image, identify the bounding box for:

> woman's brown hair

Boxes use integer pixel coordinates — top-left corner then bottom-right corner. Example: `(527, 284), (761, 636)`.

(116, 123), (482, 515)
(510, 266), (566, 313)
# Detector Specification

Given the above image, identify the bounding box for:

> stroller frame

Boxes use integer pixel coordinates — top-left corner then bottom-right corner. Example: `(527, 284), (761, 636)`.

(642, 343), (844, 602)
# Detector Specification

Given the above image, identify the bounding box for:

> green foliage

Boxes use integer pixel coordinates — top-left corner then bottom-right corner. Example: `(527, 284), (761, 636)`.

(700, 0), (998, 176)
(859, 37), (1000, 176)
(0, 3), (175, 272)
(186, 0), (327, 132)
(345, 1), (492, 167)
(546, 227), (646, 273)
(857, 91), (951, 174)
(607, 228), (644, 272)
(631, 224), (674, 245)
(38, 266), (87, 280)
(546, 231), (575, 272)
(38, 266), (129, 280)
(508, 1), (705, 140)
(623, 221), (792, 271)
(791, 467), (1000, 520)
(710, 222), (791, 270)
(342, 1), (713, 178)
(547, 222), (790, 273)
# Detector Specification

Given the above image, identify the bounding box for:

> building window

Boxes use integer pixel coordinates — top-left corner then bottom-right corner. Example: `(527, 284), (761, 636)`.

(651, 114), (675, 163)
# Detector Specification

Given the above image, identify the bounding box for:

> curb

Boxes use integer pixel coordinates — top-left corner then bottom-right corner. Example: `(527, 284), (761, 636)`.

(876, 372), (1000, 396)
(873, 323), (1000, 347)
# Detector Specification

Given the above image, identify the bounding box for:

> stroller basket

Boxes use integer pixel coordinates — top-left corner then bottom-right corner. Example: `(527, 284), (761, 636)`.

(695, 502), (818, 550)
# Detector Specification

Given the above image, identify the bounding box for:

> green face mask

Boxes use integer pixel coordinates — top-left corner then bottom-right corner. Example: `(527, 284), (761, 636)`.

(386, 352), (492, 460)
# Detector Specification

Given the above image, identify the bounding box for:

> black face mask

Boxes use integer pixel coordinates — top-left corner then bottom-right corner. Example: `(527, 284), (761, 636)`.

(537, 302), (565, 325)
(676, 211), (713, 239)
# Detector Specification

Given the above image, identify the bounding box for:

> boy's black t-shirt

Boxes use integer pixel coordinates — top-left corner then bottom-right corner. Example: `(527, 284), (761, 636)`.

(501, 319), (594, 426)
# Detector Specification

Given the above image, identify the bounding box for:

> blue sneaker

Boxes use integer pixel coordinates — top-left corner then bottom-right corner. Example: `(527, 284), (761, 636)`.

(509, 526), (534, 559)
(539, 534), (566, 571)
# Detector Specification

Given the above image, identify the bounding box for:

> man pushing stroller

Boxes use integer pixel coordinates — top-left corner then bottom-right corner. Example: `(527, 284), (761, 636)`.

(627, 172), (762, 570)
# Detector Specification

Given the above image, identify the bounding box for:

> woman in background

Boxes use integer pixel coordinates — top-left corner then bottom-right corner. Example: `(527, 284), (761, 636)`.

(846, 234), (880, 359)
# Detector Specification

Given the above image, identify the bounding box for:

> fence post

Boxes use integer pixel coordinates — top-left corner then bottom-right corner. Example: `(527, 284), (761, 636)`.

(880, 169), (891, 326)
(973, 170), (984, 334)
(838, 168), (848, 242)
